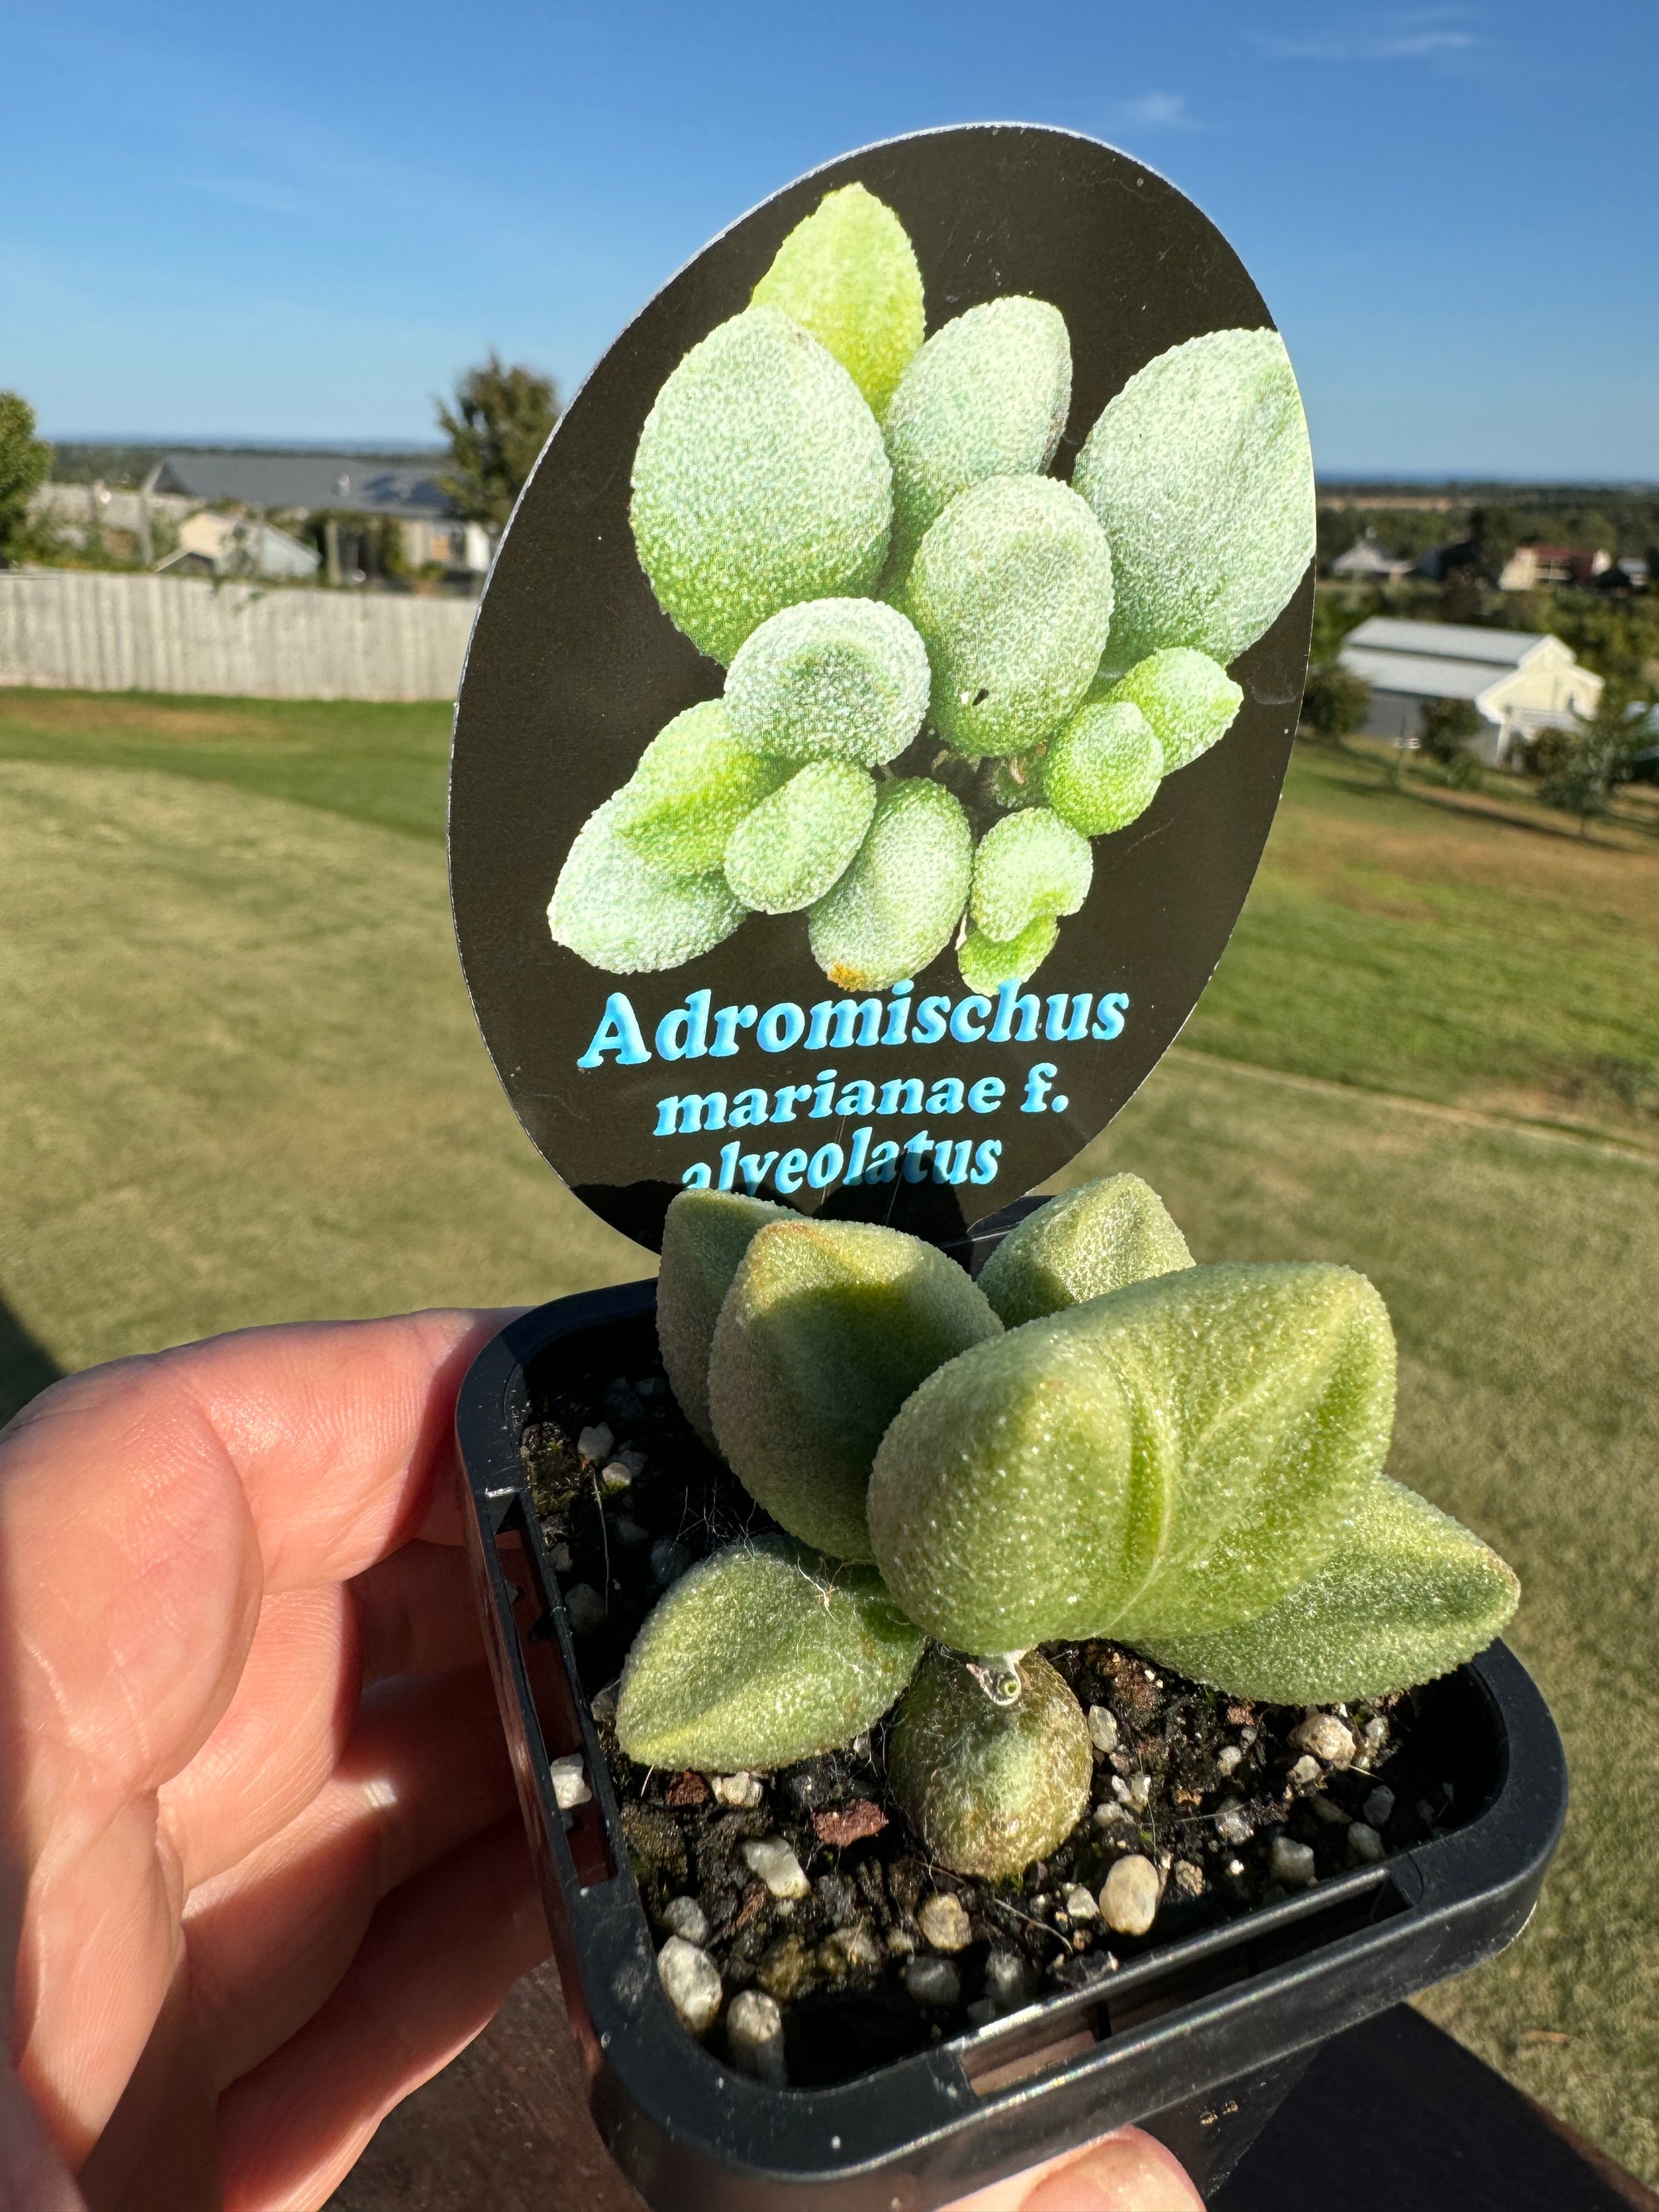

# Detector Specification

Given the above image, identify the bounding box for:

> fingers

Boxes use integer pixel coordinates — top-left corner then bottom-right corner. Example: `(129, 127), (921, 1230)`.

(158, 1586), (359, 1896)
(945, 2127), (1204, 2212)
(351, 1541), (486, 1685)
(215, 1816), (549, 2212)
(182, 1665), (519, 2090)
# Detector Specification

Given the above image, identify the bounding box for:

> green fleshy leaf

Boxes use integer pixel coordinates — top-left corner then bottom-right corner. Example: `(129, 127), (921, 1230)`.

(708, 1216), (1002, 1561)
(751, 184), (924, 419)
(868, 1262), (1396, 1655)
(547, 796), (746, 974)
(905, 476), (1113, 758)
(957, 915), (1058, 994)
(806, 776), (971, 989)
(611, 701), (792, 876)
(657, 1189), (795, 1448)
(970, 806), (1092, 943)
(615, 1537), (926, 1773)
(976, 1173), (1194, 1328)
(630, 306), (891, 666)
(724, 596), (929, 767)
(1131, 1479), (1520, 1704)
(1073, 326), (1314, 673)
(888, 1650), (1091, 1878)
(883, 298), (1072, 577)
(1099, 649), (1243, 774)
(724, 760), (877, 913)
(1042, 699), (1164, 835)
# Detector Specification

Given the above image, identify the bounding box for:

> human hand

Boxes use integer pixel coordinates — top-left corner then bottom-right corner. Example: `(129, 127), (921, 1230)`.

(0, 1312), (1201, 2212)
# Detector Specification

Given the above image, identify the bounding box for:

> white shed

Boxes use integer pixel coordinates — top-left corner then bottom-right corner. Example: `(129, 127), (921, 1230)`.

(1338, 617), (1603, 766)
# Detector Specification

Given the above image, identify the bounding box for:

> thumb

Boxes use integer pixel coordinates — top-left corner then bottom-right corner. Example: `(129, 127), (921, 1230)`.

(1019, 2126), (1204, 2211)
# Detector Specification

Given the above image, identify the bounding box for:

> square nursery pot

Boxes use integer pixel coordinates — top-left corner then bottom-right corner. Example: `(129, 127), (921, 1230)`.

(456, 1243), (1568, 2212)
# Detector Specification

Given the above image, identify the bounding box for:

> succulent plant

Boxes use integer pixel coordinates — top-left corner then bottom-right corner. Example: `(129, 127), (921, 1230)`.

(1073, 326), (1315, 674)
(707, 1216), (1002, 1559)
(553, 187), (1317, 991)
(616, 1175), (1517, 1877)
(630, 305), (892, 666)
(888, 1649), (1091, 1878)
(751, 182), (925, 419)
(806, 775), (972, 989)
(882, 298), (1073, 577)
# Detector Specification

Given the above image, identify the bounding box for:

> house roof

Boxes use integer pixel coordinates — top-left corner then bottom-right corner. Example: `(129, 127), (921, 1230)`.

(151, 451), (456, 517)
(1342, 617), (1544, 668)
(1340, 647), (1505, 707)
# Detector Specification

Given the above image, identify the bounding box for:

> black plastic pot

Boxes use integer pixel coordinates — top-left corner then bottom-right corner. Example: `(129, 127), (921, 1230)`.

(457, 1276), (1567, 2210)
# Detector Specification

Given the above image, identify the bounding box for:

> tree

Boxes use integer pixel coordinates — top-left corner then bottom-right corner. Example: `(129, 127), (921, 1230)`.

(436, 354), (559, 531)
(0, 391), (51, 563)
(1418, 696), (1484, 790)
(1534, 678), (1648, 834)
(1300, 660), (1370, 742)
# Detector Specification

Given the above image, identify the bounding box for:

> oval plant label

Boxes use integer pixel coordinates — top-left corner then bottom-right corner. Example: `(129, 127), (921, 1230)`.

(450, 125), (1314, 1252)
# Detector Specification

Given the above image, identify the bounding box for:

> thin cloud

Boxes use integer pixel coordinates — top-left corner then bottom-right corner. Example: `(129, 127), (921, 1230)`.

(1256, 15), (1480, 61)
(1112, 91), (1195, 129)
(178, 174), (320, 220)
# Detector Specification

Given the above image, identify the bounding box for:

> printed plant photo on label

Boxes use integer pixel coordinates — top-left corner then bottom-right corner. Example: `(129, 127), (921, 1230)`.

(545, 182), (1316, 997)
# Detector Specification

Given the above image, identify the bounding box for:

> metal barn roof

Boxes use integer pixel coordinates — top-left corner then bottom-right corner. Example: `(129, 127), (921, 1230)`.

(1341, 617), (1542, 668)
(152, 452), (456, 517)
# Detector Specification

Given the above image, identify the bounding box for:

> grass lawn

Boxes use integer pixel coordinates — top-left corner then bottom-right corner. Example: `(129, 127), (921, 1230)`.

(2, 691), (1657, 2181)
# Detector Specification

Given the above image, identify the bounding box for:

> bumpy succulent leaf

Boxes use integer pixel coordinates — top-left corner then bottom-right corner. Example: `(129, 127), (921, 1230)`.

(970, 806), (1092, 943)
(708, 1217), (1002, 1561)
(547, 796), (746, 973)
(888, 1650), (1091, 1878)
(630, 306), (891, 666)
(750, 183), (924, 419)
(724, 597), (929, 767)
(658, 1189), (795, 1447)
(723, 760), (877, 913)
(611, 701), (791, 875)
(905, 476), (1113, 758)
(807, 776), (972, 989)
(615, 1537), (926, 1772)
(977, 1174), (1194, 1328)
(1073, 327), (1315, 673)
(1100, 649), (1243, 774)
(957, 915), (1058, 994)
(1133, 1479), (1520, 1704)
(868, 1262), (1397, 1655)
(883, 299), (1072, 575)
(1042, 699), (1164, 836)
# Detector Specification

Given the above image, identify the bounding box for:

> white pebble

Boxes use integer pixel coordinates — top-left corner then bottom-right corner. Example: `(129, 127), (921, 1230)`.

(1364, 1787), (1395, 1829)
(1100, 1855), (1160, 1936)
(743, 1837), (810, 1899)
(548, 1754), (591, 1811)
(547, 1539), (573, 1573)
(577, 1424), (614, 1466)
(617, 1447), (648, 1475)
(1348, 1822), (1385, 1864)
(564, 1583), (607, 1636)
(1216, 1801), (1253, 1845)
(1310, 1793), (1351, 1827)
(904, 1957), (961, 2008)
(1110, 1774), (1132, 1803)
(727, 1988), (786, 2084)
(712, 1772), (764, 1808)
(917, 1893), (973, 1952)
(1172, 1860), (1204, 1898)
(650, 1537), (692, 1587)
(601, 1461), (634, 1492)
(1063, 1884), (1098, 1920)
(983, 1950), (1030, 2011)
(590, 1685), (617, 1725)
(966, 1997), (997, 2028)
(662, 1894), (710, 1944)
(1287, 1754), (1321, 1787)
(1094, 1801), (1131, 1826)
(611, 1516), (650, 1546)
(658, 1936), (722, 2033)
(1364, 1716), (1390, 1749)
(1086, 1704), (1120, 1754)
(1225, 1857), (1246, 1878)
(1216, 1745), (1243, 1776)
(1126, 1772), (1151, 1810)
(1292, 1714), (1357, 1767)
(1270, 1835), (1317, 1889)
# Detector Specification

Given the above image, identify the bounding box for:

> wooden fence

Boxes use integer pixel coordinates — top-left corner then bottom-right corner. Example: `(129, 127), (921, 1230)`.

(0, 569), (476, 700)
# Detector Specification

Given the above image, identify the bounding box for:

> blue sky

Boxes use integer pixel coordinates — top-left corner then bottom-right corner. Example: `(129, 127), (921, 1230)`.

(3, 2), (1654, 477)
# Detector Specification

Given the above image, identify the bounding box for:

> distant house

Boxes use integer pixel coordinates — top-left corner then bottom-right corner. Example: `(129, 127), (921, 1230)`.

(1338, 617), (1603, 766)
(1328, 530), (1413, 584)
(156, 510), (319, 581)
(1497, 544), (1613, 592)
(150, 452), (491, 576)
